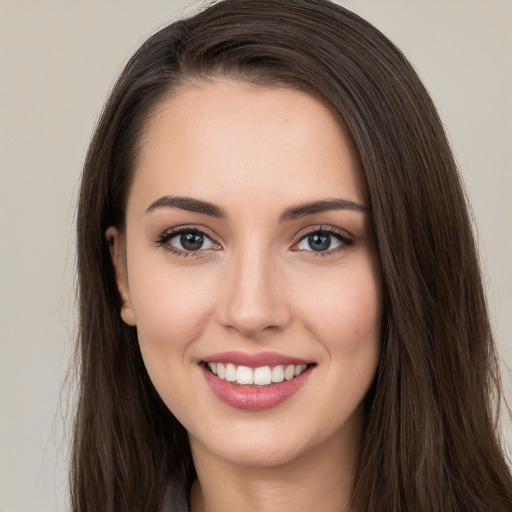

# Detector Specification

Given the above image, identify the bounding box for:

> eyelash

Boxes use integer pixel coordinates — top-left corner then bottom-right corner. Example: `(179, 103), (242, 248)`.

(291, 225), (354, 257)
(153, 225), (354, 258)
(153, 226), (220, 259)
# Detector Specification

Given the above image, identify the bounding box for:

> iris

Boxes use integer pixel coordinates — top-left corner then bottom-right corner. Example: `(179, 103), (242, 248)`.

(181, 232), (204, 251)
(308, 233), (331, 251)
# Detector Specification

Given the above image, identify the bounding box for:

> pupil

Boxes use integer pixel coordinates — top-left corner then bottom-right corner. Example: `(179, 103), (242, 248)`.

(309, 233), (331, 251)
(181, 232), (204, 251)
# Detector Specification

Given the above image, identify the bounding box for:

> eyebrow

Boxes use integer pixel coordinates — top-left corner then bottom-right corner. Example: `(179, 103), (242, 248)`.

(146, 195), (226, 217)
(279, 199), (370, 222)
(145, 195), (370, 220)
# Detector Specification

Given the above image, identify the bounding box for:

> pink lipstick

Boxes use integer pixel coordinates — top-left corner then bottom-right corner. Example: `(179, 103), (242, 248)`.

(203, 350), (310, 368)
(199, 351), (315, 411)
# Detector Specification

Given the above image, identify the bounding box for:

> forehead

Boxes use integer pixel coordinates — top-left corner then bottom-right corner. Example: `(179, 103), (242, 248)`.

(129, 78), (367, 213)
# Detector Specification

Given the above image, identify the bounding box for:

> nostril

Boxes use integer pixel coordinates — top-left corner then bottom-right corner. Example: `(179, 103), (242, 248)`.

(218, 262), (292, 336)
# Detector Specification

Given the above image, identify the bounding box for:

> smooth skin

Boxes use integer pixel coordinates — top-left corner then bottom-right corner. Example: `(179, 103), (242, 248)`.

(108, 78), (382, 512)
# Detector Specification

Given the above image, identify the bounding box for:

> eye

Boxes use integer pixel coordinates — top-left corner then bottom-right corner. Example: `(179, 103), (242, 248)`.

(293, 227), (353, 254)
(170, 231), (215, 251)
(155, 227), (220, 255)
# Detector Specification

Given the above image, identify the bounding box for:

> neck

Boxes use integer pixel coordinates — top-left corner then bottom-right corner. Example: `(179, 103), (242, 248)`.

(188, 418), (363, 512)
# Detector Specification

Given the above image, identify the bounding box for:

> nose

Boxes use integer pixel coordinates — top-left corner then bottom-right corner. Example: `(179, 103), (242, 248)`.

(218, 244), (291, 338)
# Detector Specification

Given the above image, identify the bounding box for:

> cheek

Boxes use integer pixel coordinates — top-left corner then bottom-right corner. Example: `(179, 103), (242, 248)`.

(127, 261), (220, 417)
(127, 255), (219, 359)
(301, 262), (382, 418)
(297, 261), (382, 350)
(293, 255), (382, 411)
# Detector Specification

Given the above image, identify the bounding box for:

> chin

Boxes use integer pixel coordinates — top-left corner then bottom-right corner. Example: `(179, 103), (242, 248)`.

(189, 417), (332, 469)
(213, 438), (304, 468)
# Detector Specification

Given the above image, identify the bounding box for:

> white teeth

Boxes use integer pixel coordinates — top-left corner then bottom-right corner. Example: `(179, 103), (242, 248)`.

(207, 362), (309, 386)
(271, 365), (285, 383)
(253, 366), (272, 386)
(217, 363), (226, 379)
(236, 365), (254, 385)
(284, 365), (295, 381)
(294, 364), (307, 377)
(225, 363), (236, 382)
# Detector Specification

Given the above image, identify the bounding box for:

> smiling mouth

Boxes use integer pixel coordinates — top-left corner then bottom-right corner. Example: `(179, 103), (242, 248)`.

(202, 362), (314, 387)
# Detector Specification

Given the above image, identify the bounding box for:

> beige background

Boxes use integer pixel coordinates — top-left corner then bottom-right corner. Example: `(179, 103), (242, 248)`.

(0, 1), (510, 510)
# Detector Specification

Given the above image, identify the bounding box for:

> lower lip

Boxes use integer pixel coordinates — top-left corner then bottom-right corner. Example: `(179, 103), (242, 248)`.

(201, 365), (313, 411)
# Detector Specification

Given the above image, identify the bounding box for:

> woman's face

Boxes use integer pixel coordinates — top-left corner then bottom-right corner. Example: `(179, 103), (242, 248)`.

(111, 79), (382, 469)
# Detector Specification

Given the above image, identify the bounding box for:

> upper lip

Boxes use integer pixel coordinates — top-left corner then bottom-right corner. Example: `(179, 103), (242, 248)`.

(201, 351), (312, 368)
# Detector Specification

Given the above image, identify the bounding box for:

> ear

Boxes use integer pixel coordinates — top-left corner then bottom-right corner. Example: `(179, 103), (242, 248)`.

(106, 226), (136, 326)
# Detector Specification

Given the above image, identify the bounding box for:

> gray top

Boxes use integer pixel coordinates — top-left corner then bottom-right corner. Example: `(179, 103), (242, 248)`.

(162, 483), (188, 512)
(167, 505), (187, 512)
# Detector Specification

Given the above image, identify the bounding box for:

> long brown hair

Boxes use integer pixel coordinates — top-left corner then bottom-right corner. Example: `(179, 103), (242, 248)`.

(73, 0), (512, 510)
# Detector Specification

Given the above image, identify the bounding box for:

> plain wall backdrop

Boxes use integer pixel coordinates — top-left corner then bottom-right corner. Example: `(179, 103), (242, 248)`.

(0, 1), (511, 510)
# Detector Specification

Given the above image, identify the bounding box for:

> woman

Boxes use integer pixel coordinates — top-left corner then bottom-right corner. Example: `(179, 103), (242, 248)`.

(72, 0), (512, 510)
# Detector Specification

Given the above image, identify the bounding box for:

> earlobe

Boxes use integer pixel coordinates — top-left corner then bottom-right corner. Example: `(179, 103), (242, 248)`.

(106, 226), (136, 326)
